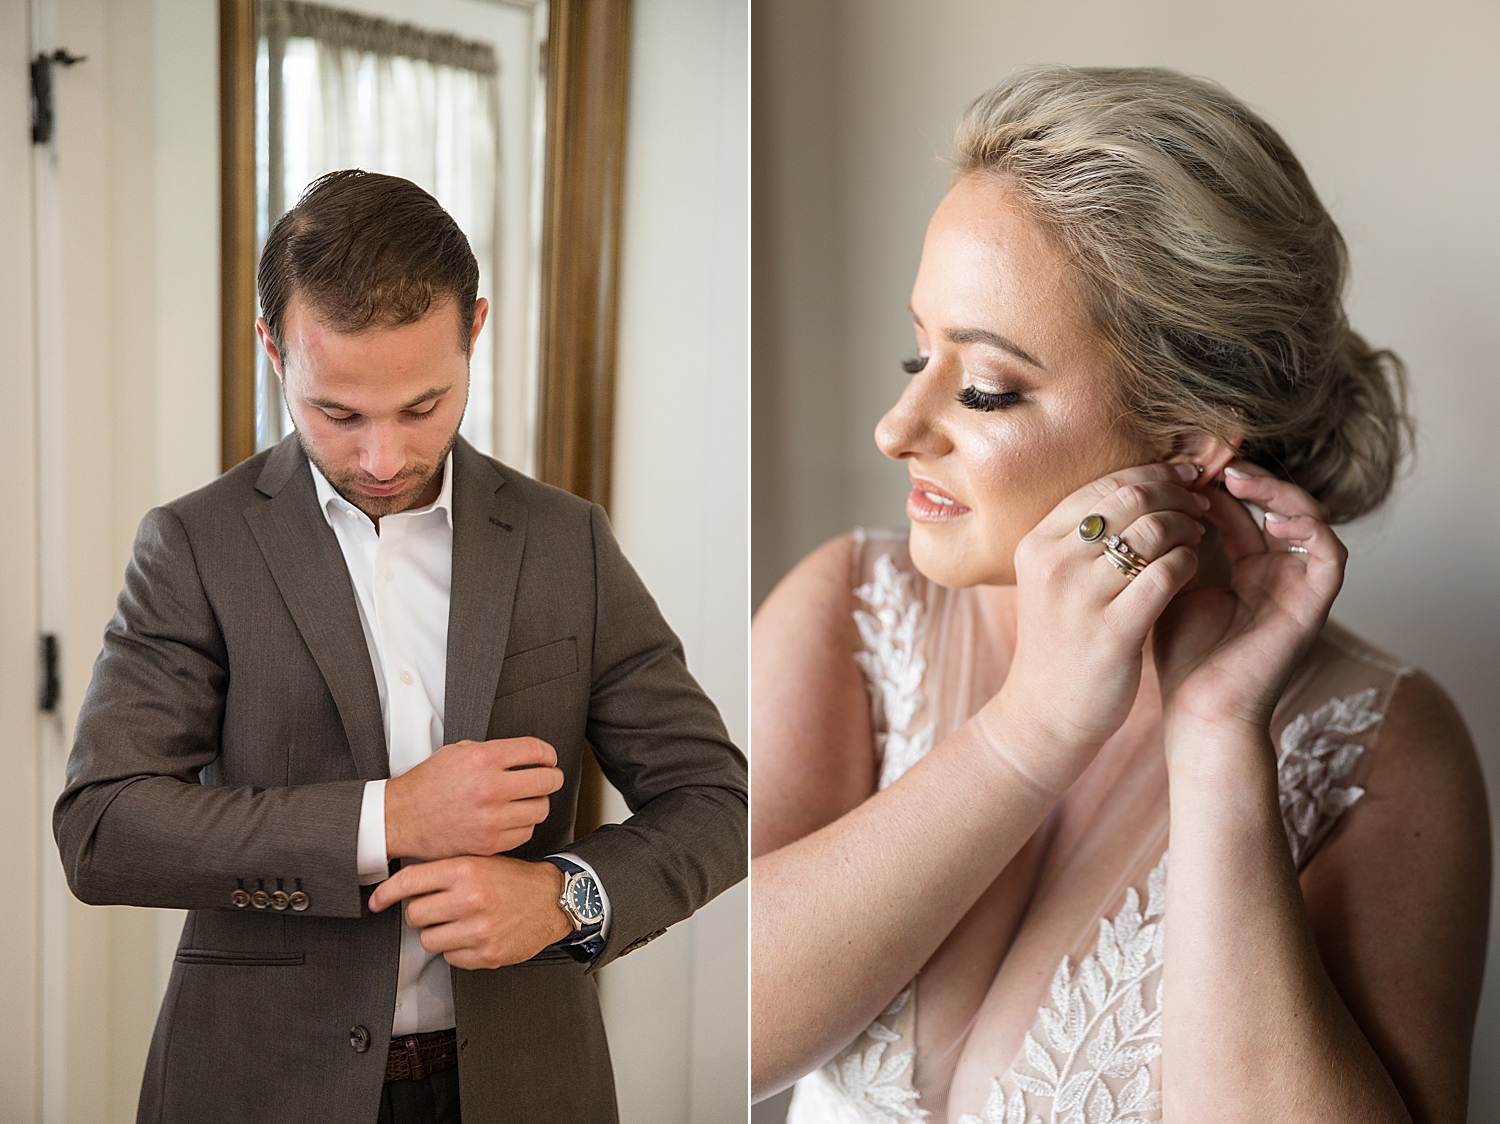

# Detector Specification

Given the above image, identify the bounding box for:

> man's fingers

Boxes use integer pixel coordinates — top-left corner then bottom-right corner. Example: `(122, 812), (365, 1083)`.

(503, 794), (553, 828)
(403, 885), (481, 931)
(500, 766), (564, 799)
(368, 857), (465, 912)
(488, 736), (558, 770)
(418, 916), (487, 955)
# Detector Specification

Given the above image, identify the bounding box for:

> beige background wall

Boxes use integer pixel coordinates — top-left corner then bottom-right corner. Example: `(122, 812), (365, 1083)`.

(752, 0), (1500, 1119)
(1, 0), (747, 1118)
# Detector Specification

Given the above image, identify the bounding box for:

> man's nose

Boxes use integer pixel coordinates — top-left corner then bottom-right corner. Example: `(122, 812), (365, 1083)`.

(360, 424), (407, 482)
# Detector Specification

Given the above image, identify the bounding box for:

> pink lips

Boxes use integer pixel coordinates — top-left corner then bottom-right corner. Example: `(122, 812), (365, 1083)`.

(906, 479), (970, 523)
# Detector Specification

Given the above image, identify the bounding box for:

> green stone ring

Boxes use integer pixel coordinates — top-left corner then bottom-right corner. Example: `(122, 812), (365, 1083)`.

(1078, 514), (1107, 542)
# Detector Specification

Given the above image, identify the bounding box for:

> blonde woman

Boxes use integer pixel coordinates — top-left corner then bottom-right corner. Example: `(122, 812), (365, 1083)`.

(752, 67), (1488, 1123)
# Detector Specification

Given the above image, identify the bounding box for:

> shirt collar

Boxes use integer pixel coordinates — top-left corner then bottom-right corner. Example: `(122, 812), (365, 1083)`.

(309, 450), (455, 530)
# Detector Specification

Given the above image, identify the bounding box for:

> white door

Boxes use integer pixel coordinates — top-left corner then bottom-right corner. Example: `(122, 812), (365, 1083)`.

(0, 0), (43, 1115)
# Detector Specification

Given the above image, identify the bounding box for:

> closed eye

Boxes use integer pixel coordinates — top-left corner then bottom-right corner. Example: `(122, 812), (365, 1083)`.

(957, 386), (1022, 412)
(902, 356), (928, 375)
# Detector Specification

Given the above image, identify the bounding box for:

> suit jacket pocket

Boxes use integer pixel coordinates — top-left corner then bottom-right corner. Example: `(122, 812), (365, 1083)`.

(175, 948), (305, 966)
(495, 637), (578, 697)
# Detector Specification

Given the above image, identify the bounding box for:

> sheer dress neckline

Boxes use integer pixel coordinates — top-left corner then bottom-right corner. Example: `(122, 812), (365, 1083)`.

(786, 530), (1410, 1124)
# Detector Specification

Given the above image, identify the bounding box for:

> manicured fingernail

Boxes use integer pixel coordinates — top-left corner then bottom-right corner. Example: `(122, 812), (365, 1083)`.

(1194, 493), (1210, 510)
(1172, 463), (1197, 481)
(1264, 511), (1289, 523)
(1223, 466), (1249, 479)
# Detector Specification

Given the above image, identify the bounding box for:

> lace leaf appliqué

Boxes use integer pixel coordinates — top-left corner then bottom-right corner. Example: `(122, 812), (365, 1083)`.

(819, 986), (929, 1122)
(853, 554), (936, 790)
(962, 854), (1169, 1124)
(1276, 687), (1382, 867)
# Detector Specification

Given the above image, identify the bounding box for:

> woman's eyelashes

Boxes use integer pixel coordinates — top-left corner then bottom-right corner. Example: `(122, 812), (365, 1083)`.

(903, 354), (1022, 411)
(957, 385), (1022, 412)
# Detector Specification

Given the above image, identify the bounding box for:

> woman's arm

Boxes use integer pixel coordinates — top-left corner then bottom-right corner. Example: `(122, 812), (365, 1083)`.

(1156, 468), (1489, 1122)
(754, 466), (1207, 1099)
(753, 537), (1065, 1098)
(1162, 675), (1487, 1124)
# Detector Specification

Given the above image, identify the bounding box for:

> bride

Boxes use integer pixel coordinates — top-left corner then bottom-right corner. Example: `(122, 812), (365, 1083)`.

(751, 66), (1488, 1123)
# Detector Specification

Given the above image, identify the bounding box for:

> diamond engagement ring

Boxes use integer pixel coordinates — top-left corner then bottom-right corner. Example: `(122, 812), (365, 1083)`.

(1101, 534), (1148, 580)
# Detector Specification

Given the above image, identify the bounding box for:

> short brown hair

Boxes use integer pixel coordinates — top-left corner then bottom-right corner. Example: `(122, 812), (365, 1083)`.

(258, 169), (480, 356)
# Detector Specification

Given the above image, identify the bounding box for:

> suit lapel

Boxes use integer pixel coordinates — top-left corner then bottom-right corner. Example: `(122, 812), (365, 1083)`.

(244, 437), (390, 781)
(444, 440), (529, 744)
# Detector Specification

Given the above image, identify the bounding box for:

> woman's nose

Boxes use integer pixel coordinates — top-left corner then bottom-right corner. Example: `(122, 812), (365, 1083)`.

(875, 365), (950, 461)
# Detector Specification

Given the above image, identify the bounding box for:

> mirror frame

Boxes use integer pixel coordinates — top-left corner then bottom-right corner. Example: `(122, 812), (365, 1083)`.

(218, 0), (630, 832)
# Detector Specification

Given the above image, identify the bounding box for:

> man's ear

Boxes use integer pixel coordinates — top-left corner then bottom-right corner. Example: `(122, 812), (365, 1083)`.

(255, 316), (286, 382)
(1167, 424), (1243, 490)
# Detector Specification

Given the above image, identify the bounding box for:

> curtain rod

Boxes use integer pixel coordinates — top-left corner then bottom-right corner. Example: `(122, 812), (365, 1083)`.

(258, 0), (500, 75)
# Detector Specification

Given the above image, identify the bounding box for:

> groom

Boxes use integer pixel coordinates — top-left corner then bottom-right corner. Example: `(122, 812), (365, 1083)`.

(53, 170), (747, 1124)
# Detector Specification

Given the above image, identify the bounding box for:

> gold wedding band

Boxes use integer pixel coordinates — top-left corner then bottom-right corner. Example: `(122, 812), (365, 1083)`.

(1101, 534), (1148, 580)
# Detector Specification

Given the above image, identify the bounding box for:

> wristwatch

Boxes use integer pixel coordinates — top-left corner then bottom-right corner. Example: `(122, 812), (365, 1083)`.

(543, 855), (605, 960)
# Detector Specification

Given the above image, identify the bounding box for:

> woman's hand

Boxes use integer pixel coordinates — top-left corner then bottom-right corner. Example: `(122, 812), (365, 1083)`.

(1153, 461), (1347, 738)
(979, 462), (1206, 793)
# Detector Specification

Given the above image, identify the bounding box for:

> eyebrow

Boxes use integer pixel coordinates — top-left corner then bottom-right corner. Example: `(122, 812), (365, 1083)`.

(944, 327), (1045, 369)
(305, 386), (452, 413)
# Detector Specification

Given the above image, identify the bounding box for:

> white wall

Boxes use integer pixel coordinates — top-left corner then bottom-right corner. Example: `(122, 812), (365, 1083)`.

(753, 1), (1500, 1120)
(604, 0), (749, 1120)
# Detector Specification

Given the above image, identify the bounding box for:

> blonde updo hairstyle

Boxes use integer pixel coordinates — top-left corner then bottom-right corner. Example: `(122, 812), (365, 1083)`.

(954, 66), (1410, 524)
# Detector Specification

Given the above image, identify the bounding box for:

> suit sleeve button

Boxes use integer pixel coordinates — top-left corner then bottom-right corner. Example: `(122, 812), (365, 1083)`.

(250, 890), (270, 909)
(230, 889), (250, 908)
(349, 1025), (371, 1053)
(288, 891), (310, 912)
(270, 890), (289, 911)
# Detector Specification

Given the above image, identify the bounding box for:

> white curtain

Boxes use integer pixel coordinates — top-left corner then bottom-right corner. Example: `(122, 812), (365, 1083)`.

(256, 0), (502, 457)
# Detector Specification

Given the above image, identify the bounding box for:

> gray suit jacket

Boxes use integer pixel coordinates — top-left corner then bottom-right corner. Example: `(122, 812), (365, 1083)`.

(54, 436), (748, 1124)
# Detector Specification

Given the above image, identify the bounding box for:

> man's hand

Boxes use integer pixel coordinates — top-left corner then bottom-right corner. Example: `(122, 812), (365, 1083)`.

(368, 855), (575, 969)
(384, 737), (565, 860)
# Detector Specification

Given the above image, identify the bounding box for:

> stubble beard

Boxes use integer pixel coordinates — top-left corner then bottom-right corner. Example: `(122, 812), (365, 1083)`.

(295, 424), (463, 521)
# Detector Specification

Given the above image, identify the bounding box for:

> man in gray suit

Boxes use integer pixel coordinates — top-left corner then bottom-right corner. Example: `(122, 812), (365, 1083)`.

(53, 170), (747, 1124)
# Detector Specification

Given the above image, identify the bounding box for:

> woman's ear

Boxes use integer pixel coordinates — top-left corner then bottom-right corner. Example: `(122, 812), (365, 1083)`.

(1166, 425), (1243, 490)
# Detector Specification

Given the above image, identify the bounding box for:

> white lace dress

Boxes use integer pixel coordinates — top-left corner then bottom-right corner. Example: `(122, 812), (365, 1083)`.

(786, 530), (1410, 1124)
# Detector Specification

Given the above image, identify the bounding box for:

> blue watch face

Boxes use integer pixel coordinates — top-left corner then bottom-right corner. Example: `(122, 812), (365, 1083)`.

(568, 875), (603, 922)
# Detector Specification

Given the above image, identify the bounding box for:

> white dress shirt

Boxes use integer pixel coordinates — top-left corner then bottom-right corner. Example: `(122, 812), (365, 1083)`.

(310, 455), (607, 1036)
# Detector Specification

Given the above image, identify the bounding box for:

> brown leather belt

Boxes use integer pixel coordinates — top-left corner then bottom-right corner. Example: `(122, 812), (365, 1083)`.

(384, 1028), (458, 1083)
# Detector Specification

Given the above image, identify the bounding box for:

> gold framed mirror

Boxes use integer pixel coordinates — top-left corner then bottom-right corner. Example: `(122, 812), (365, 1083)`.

(218, 0), (628, 832)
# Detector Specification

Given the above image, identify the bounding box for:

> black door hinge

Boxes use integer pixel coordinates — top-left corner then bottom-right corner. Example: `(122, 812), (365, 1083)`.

(31, 48), (88, 145)
(39, 633), (60, 712)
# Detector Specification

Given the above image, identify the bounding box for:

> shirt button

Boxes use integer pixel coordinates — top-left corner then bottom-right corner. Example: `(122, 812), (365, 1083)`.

(382, 567), (394, 581)
(400, 670), (413, 685)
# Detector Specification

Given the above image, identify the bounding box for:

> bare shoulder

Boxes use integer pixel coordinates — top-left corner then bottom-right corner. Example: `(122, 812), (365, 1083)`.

(1376, 669), (1484, 787)
(752, 534), (876, 856)
(1302, 667), (1490, 1123)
